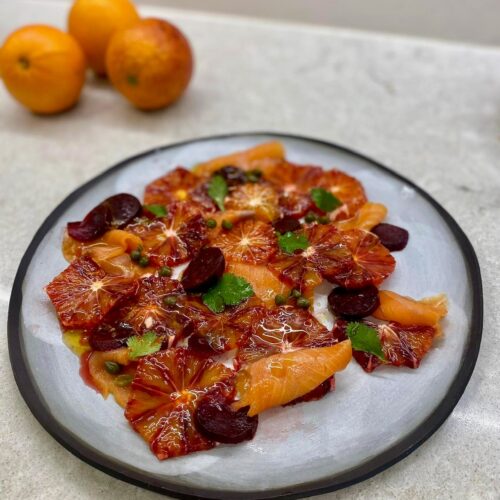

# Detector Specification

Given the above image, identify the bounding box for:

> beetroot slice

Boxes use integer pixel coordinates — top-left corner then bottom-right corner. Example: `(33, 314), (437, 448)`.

(371, 223), (409, 252)
(214, 166), (246, 186)
(88, 321), (135, 351)
(194, 394), (258, 444)
(328, 285), (380, 319)
(181, 247), (225, 293)
(67, 193), (141, 242)
(273, 217), (302, 234)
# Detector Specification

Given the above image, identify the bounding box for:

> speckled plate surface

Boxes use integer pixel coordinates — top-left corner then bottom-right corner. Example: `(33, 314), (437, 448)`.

(8, 133), (482, 499)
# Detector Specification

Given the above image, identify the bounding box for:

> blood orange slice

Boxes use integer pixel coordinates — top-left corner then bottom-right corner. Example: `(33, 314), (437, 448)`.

(125, 348), (234, 459)
(233, 340), (352, 416)
(333, 320), (437, 372)
(316, 169), (367, 220)
(225, 183), (279, 222)
(334, 229), (395, 288)
(144, 167), (199, 205)
(45, 256), (138, 329)
(234, 305), (335, 366)
(126, 202), (208, 267)
(212, 219), (277, 264)
(373, 290), (448, 326)
(115, 276), (192, 345)
(264, 161), (323, 218)
(269, 224), (353, 294)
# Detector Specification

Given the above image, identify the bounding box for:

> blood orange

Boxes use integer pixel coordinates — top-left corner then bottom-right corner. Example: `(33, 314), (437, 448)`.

(234, 305), (335, 366)
(125, 348), (234, 459)
(264, 161), (323, 218)
(225, 183), (279, 222)
(212, 219), (277, 264)
(334, 229), (395, 288)
(316, 170), (367, 220)
(126, 201), (207, 267)
(45, 256), (138, 329)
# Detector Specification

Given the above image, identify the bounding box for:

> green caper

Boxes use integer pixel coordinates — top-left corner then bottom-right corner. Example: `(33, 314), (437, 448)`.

(297, 297), (310, 309)
(114, 374), (133, 387)
(104, 361), (121, 375)
(159, 266), (172, 277)
(163, 295), (177, 307)
(304, 212), (317, 223)
(221, 219), (233, 230)
(206, 218), (217, 229)
(290, 288), (302, 299)
(138, 255), (150, 267)
(274, 294), (287, 306)
(130, 249), (142, 261)
(318, 215), (330, 225)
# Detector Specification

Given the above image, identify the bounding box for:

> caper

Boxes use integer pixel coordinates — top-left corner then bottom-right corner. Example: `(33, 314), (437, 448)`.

(114, 374), (133, 387)
(159, 266), (172, 277)
(130, 249), (141, 261)
(274, 294), (287, 306)
(138, 255), (150, 267)
(297, 297), (310, 309)
(104, 361), (121, 375)
(206, 218), (217, 229)
(305, 212), (317, 223)
(318, 215), (330, 225)
(221, 219), (233, 230)
(290, 288), (301, 299)
(163, 295), (177, 307)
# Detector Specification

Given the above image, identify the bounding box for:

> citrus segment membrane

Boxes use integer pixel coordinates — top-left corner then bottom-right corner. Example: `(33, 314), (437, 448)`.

(125, 348), (234, 459)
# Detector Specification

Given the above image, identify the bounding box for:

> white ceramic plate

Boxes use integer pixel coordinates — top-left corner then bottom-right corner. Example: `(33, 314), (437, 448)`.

(8, 133), (482, 499)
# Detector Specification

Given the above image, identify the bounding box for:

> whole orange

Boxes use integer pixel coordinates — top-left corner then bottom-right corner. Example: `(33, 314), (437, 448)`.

(106, 18), (193, 110)
(0, 25), (86, 114)
(68, 0), (139, 75)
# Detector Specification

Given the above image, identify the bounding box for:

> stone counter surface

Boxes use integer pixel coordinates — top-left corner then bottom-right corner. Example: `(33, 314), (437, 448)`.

(0, 2), (499, 499)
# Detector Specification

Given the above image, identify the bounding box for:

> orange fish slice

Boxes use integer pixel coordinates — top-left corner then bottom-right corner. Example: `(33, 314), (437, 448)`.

(373, 290), (448, 326)
(234, 340), (352, 416)
(335, 202), (387, 231)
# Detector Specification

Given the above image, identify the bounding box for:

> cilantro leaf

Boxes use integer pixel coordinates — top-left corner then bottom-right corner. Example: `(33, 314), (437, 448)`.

(346, 322), (385, 361)
(310, 187), (342, 213)
(202, 273), (254, 313)
(208, 175), (228, 211)
(278, 231), (309, 254)
(143, 204), (167, 217)
(127, 331), (162, 359)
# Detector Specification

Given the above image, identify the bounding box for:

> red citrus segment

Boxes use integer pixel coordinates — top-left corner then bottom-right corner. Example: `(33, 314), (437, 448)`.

(373, 291), (448, 326)
(125, 348), (234, 459)
(269, 224), (354, 293)
(233, 340), (352, 416)
(175, 296), (248, 355)
(316, 169), (367, 220)
(45, 256), (138, 329)
(112, 276), (191, 343)
(333, 320), (437, 372)
(144, 167), (200, 205)
(234, 305), (335, 366)
(333, 229), (395, 288)
(126, 202), (208, 267)
(225, 183), (279, 222)
(212, 219), (277, 264)
(263, 161), (323, 218)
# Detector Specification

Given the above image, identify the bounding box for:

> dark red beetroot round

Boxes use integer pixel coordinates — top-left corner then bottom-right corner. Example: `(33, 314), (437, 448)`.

(88, 321), (135, 351)
(195, 394), (258, 444)
(371, 223), (409, 252)
(214, 166), (246, 186)
(67, 193), (142, 242)
(181, 247), (225, 293)
(273, 217), (302, 234)
(328, 285), (380, 319)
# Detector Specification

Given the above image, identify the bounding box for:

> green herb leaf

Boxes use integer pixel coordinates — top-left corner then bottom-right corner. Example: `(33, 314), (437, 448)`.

(278, 231), (309, 254)
(208, 175), (228, 211)
(127, 331), (162, 359)
(144, 204), (167, 217)
(310, 187), (342, 213)
(202, 273), (254, 313)
(346, 322), (385, 361)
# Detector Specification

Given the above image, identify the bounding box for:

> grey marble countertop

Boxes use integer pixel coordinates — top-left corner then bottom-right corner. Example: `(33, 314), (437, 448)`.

(1, 2), (499, 499)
